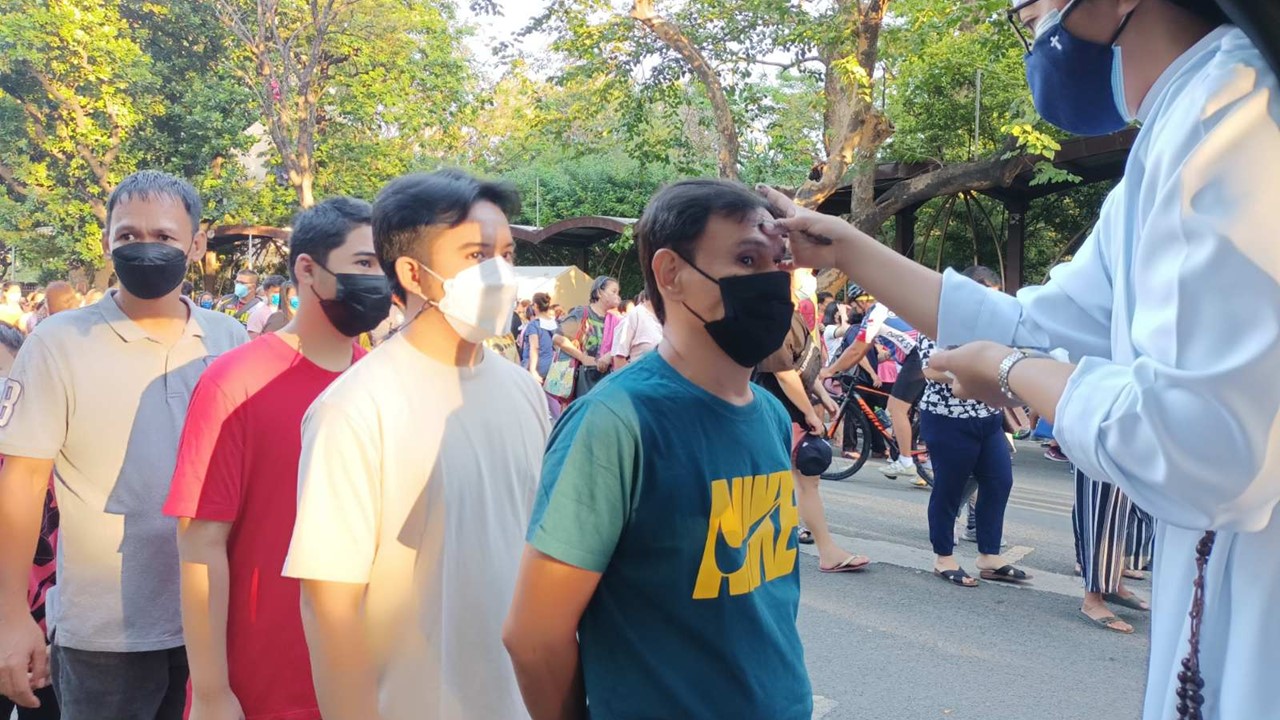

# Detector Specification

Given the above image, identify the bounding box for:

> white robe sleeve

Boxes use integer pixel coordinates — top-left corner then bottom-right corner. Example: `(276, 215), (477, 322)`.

(1056, 85), (1280, 533)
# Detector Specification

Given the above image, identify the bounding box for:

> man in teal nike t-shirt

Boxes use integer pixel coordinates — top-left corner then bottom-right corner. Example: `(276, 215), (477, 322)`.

(503, 179), (812, 720)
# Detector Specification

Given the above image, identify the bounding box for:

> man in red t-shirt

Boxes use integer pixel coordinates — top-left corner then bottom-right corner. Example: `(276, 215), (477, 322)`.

(164, 197), (392, 720)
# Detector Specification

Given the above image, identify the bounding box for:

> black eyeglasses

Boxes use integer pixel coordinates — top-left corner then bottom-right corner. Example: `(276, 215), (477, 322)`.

(1006, 0), (1060, 54)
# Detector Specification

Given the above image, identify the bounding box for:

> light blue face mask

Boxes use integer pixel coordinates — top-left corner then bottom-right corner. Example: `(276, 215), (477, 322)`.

(289, 296), (299, 311)
(234, 282), (250, 299)
(1023, 0), (1134, 137)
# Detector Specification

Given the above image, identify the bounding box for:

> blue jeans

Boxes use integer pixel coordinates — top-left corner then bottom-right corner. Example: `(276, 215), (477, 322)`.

(50, 644), (187, 720)
(919, 412), (1013, 557)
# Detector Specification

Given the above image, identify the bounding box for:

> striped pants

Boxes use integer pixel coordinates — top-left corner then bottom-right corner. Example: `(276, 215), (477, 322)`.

(1071, 467), (1156, 594)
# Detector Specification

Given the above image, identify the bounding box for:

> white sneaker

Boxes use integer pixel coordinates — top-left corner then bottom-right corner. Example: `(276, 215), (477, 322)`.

(881, 459), (917, 478)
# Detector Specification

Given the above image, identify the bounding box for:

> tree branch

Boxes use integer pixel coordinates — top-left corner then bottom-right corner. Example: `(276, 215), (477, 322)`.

(631, 0), (741, 180)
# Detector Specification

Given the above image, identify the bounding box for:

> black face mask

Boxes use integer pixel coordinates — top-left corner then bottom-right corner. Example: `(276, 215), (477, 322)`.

(112, 242), (190, 300)
(681, 260), (795, 368)
(312, 263), (393, 337)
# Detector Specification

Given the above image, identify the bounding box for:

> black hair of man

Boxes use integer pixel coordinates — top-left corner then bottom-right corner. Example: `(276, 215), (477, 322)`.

(235, 270), (260, 284)
(372, 170), (521, 301)
(635, 178), (771, 323)
(822, 300), (841, 327)
(181, 280), (194, 297)
(287, 196), (374, 284)
(817, 291), (834, 304)
(960, 264), (1002, 289)
(0, 322), (23, 356)
(106, 170), (203, 234)
(262, 274), (286, 292)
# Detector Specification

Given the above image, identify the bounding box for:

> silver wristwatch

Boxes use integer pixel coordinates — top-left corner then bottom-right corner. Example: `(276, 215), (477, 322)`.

(996, 349), (1030, 405)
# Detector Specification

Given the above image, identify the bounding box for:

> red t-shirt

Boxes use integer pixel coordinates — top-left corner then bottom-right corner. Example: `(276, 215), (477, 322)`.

(797, 298), (817, 332)
(165, 334), (365, 720)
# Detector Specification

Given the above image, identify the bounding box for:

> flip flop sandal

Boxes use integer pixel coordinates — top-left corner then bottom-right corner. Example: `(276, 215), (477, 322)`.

(1081, 611), (1134, 634)
(798, 529), (815, 545)
(934, 568), (978, 588)
(820, 555), (871, 573)
(1104, 592), (1151, 612)
(1122, 569), (1147, 581)
(979, 565), (1033, 583)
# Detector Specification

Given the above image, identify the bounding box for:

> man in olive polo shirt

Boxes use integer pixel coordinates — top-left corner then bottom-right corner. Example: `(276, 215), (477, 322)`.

(0, 170), (247, 718)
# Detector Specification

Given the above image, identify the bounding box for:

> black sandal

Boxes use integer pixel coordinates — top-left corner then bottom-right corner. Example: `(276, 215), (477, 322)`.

(979, 565), (1032, 583)
(798, 529), (814, 545)
(934, 568), (978, 587)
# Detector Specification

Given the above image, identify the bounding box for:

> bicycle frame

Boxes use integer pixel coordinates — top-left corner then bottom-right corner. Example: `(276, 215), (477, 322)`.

(825, 378), (928, 461)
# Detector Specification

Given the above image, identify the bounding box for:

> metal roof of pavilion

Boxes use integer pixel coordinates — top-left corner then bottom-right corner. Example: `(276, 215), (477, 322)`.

(518, 216), (636, 249)
(207, 225), (291, 251)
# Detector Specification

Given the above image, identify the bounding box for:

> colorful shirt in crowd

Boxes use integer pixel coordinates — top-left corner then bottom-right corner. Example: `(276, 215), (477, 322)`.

(856, 303), (919, 363)
(284, 334), (550, 720)
(917, 337), (999, 420)
(165, 334), (366, 720)
(528, 351), (813, 719)
(0, 291), (247, 652)
(561, 305), (606, 356)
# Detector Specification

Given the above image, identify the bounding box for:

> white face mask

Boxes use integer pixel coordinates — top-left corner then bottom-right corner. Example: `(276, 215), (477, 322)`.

(420, 257), (519, 343)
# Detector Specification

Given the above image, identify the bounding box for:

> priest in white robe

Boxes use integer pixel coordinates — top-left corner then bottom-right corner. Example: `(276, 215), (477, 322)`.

(760, 2), (1279, 717)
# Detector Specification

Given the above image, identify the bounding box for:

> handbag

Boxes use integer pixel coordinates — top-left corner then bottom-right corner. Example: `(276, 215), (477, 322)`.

(544, 350), (576, 399)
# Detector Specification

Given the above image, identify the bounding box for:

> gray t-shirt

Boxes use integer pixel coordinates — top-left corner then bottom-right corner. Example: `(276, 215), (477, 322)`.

(0, 291), (247, 651)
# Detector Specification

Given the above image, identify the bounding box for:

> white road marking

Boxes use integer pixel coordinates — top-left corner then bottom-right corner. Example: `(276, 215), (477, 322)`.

(812, 695), (838, 719)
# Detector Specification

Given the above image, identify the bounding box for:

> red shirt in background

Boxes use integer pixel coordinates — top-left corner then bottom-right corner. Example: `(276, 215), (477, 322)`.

(797, 298), (817, 332)
(165, 334), (365, 720)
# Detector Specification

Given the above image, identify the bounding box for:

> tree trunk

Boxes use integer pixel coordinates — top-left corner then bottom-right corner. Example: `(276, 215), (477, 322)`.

(795, 0), (893, 220)
(299, 172), (315, 208)
(631, 0), (741, 180)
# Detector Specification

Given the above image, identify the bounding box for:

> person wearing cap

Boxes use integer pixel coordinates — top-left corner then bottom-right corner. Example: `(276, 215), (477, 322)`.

(505, 179), (812, 719)
(760, 1), (1278, 716)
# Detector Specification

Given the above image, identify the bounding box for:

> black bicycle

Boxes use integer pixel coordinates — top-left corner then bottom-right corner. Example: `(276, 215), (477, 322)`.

(821, 373), (933, 485)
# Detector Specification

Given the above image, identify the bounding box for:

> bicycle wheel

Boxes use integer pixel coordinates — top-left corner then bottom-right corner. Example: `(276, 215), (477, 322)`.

(822, 404), (872, 481)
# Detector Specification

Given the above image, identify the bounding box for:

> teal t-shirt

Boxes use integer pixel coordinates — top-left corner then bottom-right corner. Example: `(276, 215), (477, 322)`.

(527, 351), (812, 720)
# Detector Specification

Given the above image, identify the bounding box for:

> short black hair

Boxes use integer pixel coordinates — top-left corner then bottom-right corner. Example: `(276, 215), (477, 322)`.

(961, 264), (1002, 289)
(372, 170), (520, 300)
(0, 322), (23, 356)
(181, 280), (194, 296)
(635, 179), (771, 323)
(817, 291), (834, 304)
(288, 197), (373, 284)
(822, 300), (841, 326)
(107, 170), (202, 234)
(262, 274), (286, 291)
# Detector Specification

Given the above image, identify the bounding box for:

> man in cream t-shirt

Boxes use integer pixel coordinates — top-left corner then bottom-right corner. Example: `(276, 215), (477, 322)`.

(284, 170), (549, 720)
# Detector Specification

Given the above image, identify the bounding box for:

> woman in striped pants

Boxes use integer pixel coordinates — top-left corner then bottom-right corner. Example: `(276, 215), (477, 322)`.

(1073, 467), (1155, 634)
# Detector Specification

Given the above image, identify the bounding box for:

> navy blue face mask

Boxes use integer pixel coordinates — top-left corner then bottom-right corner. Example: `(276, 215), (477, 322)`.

(1022, 1), (1134, 137)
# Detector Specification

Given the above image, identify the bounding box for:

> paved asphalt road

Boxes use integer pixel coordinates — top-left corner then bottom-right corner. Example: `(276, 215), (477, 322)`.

(801, 439), (1152, 720)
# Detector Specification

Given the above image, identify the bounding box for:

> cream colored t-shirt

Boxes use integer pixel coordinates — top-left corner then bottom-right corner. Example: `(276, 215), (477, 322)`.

(283, 333), (550, 720)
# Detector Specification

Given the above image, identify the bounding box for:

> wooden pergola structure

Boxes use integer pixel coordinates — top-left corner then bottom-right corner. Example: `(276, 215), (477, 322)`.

(816, 129), (1136, 291)
(513, 216), (636, 275)
(201, 224), (292, 293)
